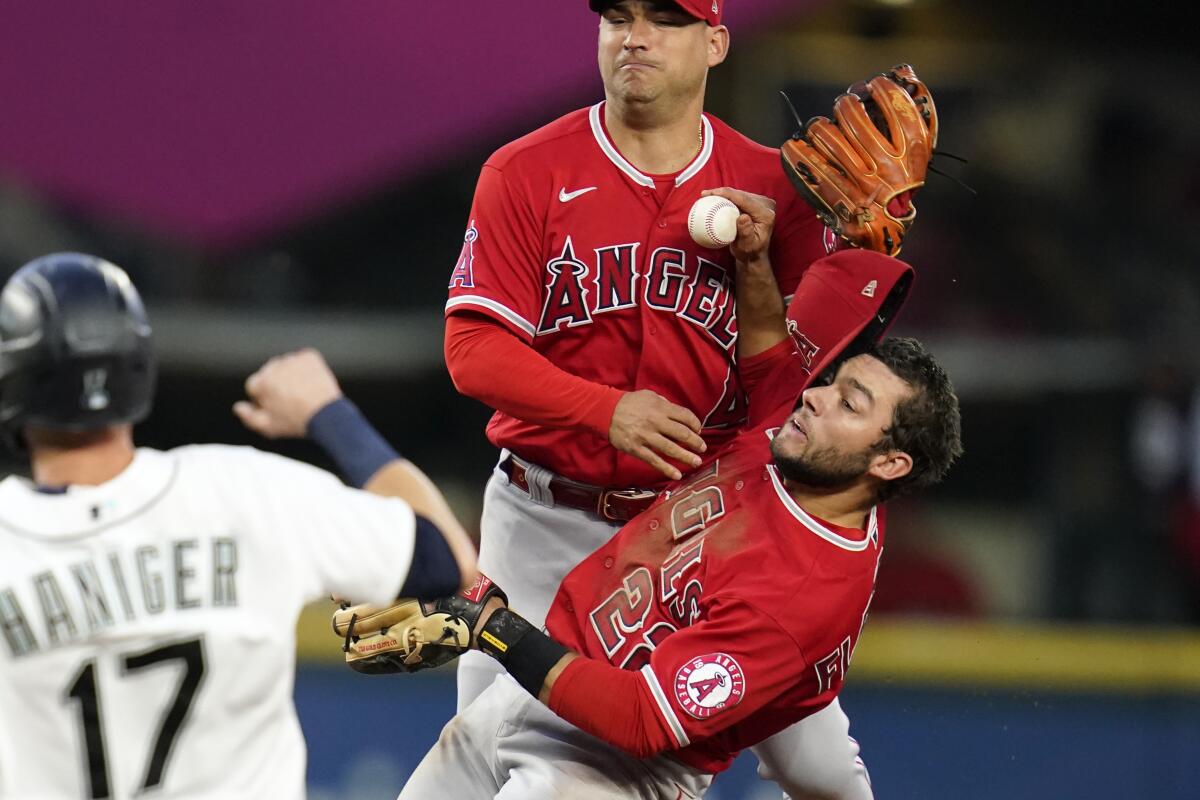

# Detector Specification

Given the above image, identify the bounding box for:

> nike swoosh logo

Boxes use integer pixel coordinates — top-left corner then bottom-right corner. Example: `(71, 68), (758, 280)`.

(559, 186), (597, 202)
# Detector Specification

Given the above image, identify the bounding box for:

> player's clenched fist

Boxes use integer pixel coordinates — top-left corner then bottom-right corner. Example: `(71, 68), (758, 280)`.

(701, 187), (776, 266)
(609, 389), (707, 481)
(234, 348), (343, 438)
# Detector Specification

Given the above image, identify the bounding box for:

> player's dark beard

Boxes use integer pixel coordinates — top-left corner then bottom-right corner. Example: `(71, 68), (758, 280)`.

(770, 436), (874, 489)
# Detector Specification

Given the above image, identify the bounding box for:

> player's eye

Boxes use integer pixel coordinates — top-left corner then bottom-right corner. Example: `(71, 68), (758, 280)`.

(841, 398), (856, 413)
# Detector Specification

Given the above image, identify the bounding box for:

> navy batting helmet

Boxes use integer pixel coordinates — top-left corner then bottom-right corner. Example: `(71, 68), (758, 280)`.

(0, 253), (155, 448)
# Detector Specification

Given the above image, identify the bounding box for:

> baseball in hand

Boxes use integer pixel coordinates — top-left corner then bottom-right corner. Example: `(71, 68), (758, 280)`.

(688, 195), (740, 249)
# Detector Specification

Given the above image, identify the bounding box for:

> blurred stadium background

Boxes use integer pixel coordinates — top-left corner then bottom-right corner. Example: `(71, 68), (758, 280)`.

(3, 1), (1199, 797)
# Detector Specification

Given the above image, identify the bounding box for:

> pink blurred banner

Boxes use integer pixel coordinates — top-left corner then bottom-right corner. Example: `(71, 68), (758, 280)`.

(0, 1), (817, 248)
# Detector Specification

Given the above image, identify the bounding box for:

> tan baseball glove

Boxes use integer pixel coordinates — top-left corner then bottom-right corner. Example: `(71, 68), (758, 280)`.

(332, 575), (506, 674)
(782, 64), (938, 256)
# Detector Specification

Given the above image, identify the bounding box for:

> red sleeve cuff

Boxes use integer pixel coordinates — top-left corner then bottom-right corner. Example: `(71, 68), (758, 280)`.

(579, 385), (623, 439)
(445, 296), (536, 343)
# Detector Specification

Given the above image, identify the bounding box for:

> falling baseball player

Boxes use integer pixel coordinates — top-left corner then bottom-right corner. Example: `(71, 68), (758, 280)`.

(442, 0), (937, 795)
(0, 254), (474, 799)
(250, 189), (961, 798)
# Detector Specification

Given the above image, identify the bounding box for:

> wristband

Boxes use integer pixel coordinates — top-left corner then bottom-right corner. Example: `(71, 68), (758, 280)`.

(306, 397), (399, 488)
(477, 608), (570, 697)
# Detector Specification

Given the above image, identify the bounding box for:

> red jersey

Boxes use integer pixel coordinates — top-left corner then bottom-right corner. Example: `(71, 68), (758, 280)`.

(445, 102), (833, 487)
(542, 249), (915, 774)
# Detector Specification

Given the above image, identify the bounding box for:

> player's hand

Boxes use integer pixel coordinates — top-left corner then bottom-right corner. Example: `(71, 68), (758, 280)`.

(234, 348), (344, 438)
(609, 390), (706, 481)
(701, 187), (776, 266)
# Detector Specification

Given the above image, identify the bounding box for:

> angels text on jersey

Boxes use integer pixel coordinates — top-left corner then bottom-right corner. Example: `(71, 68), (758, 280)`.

(0, 535), (238, 659)
(453, 234), (738, 349)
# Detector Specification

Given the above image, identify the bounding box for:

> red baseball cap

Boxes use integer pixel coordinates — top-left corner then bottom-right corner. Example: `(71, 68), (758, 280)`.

(589, 0), (724, 27)
(784, 249), (914, 382)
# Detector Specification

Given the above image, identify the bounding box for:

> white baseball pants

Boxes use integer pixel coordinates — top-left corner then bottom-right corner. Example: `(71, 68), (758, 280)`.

(401, 673), (711, 799)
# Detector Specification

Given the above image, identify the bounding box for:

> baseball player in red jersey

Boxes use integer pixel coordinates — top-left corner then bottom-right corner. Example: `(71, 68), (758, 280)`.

(446, 5), (833, 491)
(444, 2), (886, 795)
(400, 230), (961, 798)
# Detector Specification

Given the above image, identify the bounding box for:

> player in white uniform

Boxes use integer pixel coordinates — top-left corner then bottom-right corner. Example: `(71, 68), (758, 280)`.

(0, 253), (475, 800)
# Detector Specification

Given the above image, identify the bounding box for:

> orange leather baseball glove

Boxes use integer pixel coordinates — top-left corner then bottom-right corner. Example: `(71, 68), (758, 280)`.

(782, 64), (938, 256)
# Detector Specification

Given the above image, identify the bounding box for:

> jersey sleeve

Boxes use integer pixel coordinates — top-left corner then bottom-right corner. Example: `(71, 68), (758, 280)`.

(445, 162), (545, 342)
(739, 339), (811, 429)
(546, 583), (874, 758)
(633, 595), (808, 749)
(221, 448), (416, 607)
(545, 597), (806, 758)
(443, 314), (622, 436)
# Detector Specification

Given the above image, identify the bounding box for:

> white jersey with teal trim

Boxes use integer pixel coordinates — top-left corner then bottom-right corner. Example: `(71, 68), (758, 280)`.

(0, 445), (416, 800)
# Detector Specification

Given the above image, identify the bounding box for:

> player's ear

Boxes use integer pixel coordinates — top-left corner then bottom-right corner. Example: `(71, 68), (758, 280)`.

(707, 25), (729, 67)
(868, 450), (912, 483)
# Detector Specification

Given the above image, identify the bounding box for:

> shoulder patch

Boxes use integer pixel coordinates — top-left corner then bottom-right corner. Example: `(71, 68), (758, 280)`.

(448, 222), (478, 288)
(673, 652), (746, 719)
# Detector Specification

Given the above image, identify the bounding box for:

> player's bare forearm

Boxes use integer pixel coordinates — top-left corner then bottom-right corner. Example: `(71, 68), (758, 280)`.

(733, 255), (788, 359)
(700, 188), (788, 359)
(364, 461), (478, 592)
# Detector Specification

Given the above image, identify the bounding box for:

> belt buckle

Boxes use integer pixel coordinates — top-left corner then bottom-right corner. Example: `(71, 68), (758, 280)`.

(599, 488), (658, 522)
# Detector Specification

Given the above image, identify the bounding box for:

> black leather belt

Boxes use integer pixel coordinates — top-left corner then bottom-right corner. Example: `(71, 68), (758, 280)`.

(499, 455), (657, 522)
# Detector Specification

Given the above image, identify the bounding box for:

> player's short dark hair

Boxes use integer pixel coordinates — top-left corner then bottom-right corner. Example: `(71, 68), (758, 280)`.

(868, 337), (962, 502)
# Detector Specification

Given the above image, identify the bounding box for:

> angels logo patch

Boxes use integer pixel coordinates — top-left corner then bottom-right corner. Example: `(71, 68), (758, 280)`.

(448, 221), (478, 288)
(674, 653), (745, 719)
(786, 320), (820, 368)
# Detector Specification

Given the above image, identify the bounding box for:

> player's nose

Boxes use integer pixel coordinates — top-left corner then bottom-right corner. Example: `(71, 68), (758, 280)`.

(623, 16), (653, 47)
(799, 387), (821, 416)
